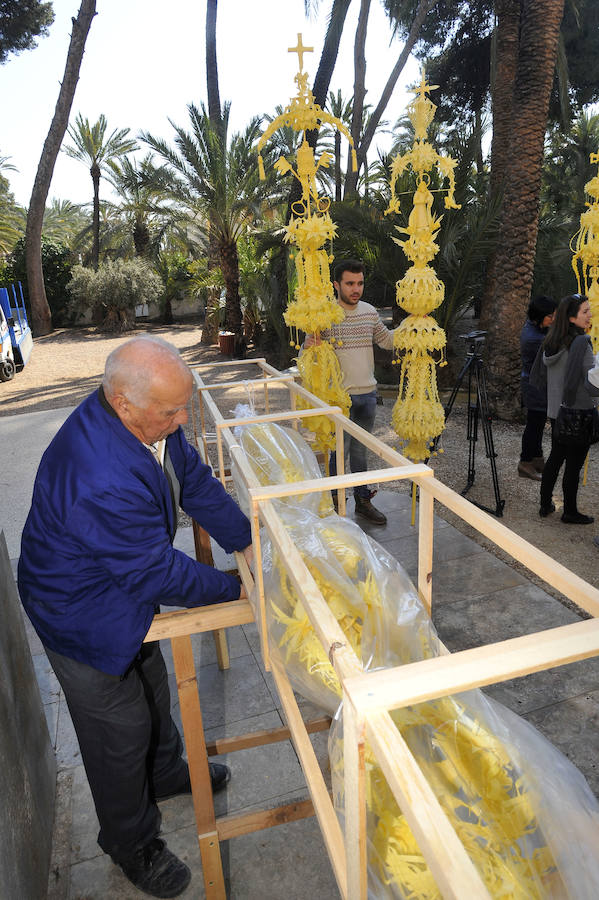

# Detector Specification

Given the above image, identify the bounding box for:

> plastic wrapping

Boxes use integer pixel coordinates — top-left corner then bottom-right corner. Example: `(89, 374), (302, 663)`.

(232, 417), (599, 899)
(231, 403), (334, 519)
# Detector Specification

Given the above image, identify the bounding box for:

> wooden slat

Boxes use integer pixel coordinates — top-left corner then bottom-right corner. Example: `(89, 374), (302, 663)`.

(205, 716), (331, 756)
(345, 618), (599, 715)
(417, 486), (434, 615)
(191, 520), (230, 670)
(248, 464), (431, 503)
(194, 357), (267, 369)
(144, 599), (253, 642)
(196, 374), (295, 391)
(214, 405), (341, 430)
(270, 650), (348, 898)
(343, 696), (367, 900)
(171, 635), (226, 897)
(216, 797), (317, 841)
(366, 710), (491, 899)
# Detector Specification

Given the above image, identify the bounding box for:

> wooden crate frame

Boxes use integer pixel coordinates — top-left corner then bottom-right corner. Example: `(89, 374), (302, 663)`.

(145, 357), (599, 900)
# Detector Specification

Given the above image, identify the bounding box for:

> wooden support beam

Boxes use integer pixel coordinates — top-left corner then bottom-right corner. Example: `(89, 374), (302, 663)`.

(192, 520), (230, 670)
(205, 716), (331, 756)
(171, 634), (226, 898)
(144, 600), (253, 642)
(345, 618), (599, 715)
(270, 650), (348, 898)
(248, 464), (431, 503)
(216, 797), (318, 842)
(343, 695), (367, 900)
(417, 486), (434, 615)
(195, 374), (295, 392)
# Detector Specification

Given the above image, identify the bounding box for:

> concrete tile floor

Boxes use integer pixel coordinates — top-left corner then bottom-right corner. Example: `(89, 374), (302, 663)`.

(14, 489), (599, 898)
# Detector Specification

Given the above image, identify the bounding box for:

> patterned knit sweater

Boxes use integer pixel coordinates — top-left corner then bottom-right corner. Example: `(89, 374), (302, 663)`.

(321, 301), (395, 395)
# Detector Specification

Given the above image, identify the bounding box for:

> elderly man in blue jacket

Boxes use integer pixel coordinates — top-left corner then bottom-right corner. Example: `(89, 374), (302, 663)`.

(18, 334), (253, 898)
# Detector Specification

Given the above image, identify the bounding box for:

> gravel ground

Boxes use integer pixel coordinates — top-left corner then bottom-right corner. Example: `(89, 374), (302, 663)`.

(2, 319), (598, 611)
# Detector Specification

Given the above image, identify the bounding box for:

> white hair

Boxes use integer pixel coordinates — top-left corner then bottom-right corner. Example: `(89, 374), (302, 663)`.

(103, 335), (188, 406)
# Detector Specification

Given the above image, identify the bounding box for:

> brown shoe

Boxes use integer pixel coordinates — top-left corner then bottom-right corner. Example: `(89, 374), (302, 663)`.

(531, 456), (545, 473)
(518, 460), (542, 481)
(354, 497), (387, 524)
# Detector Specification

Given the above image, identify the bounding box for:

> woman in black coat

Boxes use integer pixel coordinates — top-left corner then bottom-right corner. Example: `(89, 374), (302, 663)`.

(518, 295), (557, 480)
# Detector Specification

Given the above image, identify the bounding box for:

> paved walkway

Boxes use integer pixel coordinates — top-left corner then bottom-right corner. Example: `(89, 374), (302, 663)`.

(2, 407), (598, 899)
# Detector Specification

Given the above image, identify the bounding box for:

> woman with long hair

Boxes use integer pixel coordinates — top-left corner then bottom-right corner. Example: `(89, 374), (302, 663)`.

(518, 295), (556, 480)
(539, 293), (598, 523)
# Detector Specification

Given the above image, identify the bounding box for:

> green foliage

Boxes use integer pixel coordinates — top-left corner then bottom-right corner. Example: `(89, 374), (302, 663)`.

(68, 258), (163, 332)
(0, 158), (26, 254)
(9, 236), (74, 325)
(41, 199), (89, 245)
(0, 0), (54, 65)
(154, 250), (193, 323)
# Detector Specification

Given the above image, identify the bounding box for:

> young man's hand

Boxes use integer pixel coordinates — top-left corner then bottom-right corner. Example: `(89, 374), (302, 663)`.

(304, 334), (322, 348)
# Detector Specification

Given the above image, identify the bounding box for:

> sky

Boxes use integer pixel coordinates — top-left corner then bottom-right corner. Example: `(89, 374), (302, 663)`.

(0, 0), (421, 209)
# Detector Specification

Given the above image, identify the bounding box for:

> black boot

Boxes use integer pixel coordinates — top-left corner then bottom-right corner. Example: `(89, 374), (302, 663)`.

(561, 511), (594, 524)
(354, 495), (387, 525)
(115, 838), (191, 898)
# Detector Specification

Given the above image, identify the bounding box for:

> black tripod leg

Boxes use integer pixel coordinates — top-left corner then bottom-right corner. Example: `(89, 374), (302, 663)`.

(443, 356), (472, 424)
(464, 360), (479, 492)
(475, 361), (505, 516)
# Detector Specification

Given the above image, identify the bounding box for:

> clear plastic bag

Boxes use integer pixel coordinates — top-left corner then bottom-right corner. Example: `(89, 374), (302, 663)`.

(232, 419), (599, 898)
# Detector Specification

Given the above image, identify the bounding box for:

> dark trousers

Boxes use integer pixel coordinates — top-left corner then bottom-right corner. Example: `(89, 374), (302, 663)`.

(330, 390), (377, 499)
(520, 408), (547, 461)
(46, 642), (186, 861)
(540, 422), (590, 515)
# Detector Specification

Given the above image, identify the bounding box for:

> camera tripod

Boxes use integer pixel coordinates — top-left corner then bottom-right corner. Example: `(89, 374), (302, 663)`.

(442, 331), (505, 517)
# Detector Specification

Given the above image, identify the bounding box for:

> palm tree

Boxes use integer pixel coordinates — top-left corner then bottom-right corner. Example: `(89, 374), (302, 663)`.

(142, 103), (277, 337)
(41, 198), (88, 245)
(63, 113), (137, 269)
(107, 154), (175, 258)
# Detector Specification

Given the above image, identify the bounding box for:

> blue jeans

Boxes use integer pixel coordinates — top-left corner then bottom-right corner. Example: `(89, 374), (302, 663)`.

(330, 391), (377, 499)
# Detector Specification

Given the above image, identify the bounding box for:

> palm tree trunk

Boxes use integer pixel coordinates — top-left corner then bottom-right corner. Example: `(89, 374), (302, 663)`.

(345, 0), (370, 195)
(311, 0), (353, 107)
(344, 0), (435, 197)
(477, 0), (519, 318)
(201, 223), (221, 345)
(220, 240), (242, 335)
(206, 0), (222, 132)
(334, 131), (342, 202)
(482, 0), (565, 418)
(91, 162), (101, 270)
(133, 219), (150, 256)
(25, 0), (97, 335)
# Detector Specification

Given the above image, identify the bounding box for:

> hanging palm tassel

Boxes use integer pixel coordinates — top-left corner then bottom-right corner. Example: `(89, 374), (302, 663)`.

(571, 151), (599, 351)
(256, 34), (358, 451)
(385, 70), (459, 462)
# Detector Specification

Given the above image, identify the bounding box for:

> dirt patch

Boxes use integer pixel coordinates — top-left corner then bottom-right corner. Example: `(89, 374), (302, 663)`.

(3, 320), (598, 612)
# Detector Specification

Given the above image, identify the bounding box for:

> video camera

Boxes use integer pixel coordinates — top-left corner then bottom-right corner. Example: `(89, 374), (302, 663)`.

(459, 330), (487, 355)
